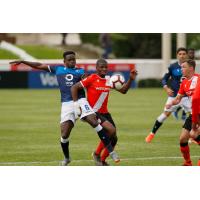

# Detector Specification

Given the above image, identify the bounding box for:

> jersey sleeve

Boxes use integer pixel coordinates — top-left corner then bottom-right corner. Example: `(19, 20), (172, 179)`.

(48, 65), (57, 74)
(161, 66), (171, 87)
(80, 74), (94, 88)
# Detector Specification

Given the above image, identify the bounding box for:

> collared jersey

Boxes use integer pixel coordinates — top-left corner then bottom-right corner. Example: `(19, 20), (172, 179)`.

(48, 65), (85, 102)
(178, 74), (200, 98)
(80, 74), (111, 113)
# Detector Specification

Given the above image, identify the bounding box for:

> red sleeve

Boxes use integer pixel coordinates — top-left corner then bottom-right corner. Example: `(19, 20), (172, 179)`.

(178, 81), (185, 95)
(80, 74), (95, 88)
(192, 80), (200, 123)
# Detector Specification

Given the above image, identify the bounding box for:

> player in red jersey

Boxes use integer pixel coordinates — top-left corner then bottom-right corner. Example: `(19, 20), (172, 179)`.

(71, 58), (138, 165)
(166, 59), (200, 165)
(190, 79), (200, 165)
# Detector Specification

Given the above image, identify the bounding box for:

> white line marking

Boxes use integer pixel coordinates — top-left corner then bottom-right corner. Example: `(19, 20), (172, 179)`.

(0, 155), (199, 165)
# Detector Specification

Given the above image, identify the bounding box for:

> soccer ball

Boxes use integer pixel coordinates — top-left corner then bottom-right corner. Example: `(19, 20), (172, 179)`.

(110, 74), (125, 90)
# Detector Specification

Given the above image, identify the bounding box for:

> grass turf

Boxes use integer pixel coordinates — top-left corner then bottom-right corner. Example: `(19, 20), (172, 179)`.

(0, 88), (199, 166)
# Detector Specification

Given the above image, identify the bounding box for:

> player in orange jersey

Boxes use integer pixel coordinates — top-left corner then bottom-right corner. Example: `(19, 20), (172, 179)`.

(166, 59), (200, 166)
(71, 58), (137, 165)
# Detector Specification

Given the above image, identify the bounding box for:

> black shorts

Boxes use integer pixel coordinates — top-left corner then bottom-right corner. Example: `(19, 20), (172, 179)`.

(96, 112), (116, 128)
(182, 114), (192, 131)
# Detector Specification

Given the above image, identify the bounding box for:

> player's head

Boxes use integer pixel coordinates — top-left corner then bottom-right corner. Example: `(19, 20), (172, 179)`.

(63, 51), (76, 68)
(96, 58), (108, 77)
(181, 59), (196, 78)
(188, 48), (195, 60)
(176, 47), (188, 64)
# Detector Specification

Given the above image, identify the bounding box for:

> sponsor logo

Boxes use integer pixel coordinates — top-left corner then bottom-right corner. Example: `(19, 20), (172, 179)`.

(40, 73), (58, 86)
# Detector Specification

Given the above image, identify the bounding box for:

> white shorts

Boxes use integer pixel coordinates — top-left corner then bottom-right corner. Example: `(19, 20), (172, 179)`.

(60, 98), (95, 124)
(164, 96), (191, 113)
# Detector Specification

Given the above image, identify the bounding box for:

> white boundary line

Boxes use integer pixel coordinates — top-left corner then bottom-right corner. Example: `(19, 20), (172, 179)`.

(0, 155), (199, 165)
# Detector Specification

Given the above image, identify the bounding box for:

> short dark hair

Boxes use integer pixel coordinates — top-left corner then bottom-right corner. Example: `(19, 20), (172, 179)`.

(188, 48), (195, 51)
(176, 47), (188, 54)
(183, 59), (196, 69)
(63, 51), (75, 58)
(96, 58), (108, 66)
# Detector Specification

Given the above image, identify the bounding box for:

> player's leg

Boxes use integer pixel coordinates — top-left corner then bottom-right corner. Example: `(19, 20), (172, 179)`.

(146, 97), (179, 143)
(60, 120), (74, 165)
(60, 102), (76, 166)
(79, 98), (120, 163)
(98, 113), (117, 165)
(145, 111), (170, 143)
(180, 115), (192, 166)
(172, 106), (181, 120)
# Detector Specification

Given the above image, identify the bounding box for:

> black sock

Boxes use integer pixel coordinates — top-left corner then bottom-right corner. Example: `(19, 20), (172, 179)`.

(111, 135), (118, 147)
(97, 128), (113, 153)
(60, 141), (69, 159)
(151, 120), (162, 134)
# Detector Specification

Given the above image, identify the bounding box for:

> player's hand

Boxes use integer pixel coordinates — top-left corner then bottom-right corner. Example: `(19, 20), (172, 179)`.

(164, 87), (174, 96)
(9, 60), (23, 65)
(130, 69), (138, 80)
(165, 103), (172, 109)
(74, 101), (81, 119)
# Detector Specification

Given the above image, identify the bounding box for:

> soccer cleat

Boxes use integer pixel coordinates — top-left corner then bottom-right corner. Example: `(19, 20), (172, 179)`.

(109, 151), (120, 163)
(102, 161), (110, 166)
(172, 111), (179, 120)
(92, 152), (102, 166)
(61, 157), (71, 166)
(197, 160), (200, 166)
(181, 113), (187, 121)
(182, 161), (192, 166)
(145, 133), (155, 143)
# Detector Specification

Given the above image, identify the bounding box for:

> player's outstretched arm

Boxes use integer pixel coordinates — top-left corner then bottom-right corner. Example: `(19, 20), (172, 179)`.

(9, 60), (49, 71)
(118, 69), (138, 94)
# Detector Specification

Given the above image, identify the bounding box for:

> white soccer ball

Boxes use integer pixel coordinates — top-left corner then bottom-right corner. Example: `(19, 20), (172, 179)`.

(110, 74), (125, 90)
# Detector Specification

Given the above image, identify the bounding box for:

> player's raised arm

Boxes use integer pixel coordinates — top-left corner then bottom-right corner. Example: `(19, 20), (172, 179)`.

(9, 60), (49, 71)
(118, 69), (138, 94)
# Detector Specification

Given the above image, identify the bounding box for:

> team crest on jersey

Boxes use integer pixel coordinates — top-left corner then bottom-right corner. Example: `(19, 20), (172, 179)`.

(65, 74), (73, 81)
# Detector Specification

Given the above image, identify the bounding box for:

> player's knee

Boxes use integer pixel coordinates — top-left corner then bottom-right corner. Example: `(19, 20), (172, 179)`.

(85, 114), (99, 127)
(108, 126), (116, 136)
(157, 113), (168, 123)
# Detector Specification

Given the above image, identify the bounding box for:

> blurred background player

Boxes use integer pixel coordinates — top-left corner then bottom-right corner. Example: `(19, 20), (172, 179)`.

(172, 48), (195, 121)
(71, 58), (138, 165)
(166, 59), (200, 165)
(10, 51), (118, 165)
(145, 47), (190, 143)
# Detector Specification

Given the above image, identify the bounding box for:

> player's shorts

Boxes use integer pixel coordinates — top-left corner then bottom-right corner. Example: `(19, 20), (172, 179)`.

(96, 112), (116, 127)
(164, 96), (191, 112)
(60, 98), (95, 124)
(182, 114), (192, 131)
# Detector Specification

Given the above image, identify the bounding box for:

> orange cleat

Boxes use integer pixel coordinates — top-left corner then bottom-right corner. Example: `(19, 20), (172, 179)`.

(197, 160), (200, 166)
(145, 133), (155, 143)
(182, 161), (192, 166)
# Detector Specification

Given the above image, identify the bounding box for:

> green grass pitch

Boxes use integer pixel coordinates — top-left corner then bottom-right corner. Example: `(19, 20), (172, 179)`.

(0, 88), (199, 166)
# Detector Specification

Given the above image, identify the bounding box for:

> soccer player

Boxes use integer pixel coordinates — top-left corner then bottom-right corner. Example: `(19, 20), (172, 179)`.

(9, 51), (119, 165)
(166, 59), (200, 166)
(71, 58), (138, 165)
(172, 48), (195, 121)
(145, 47), (190, 143)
